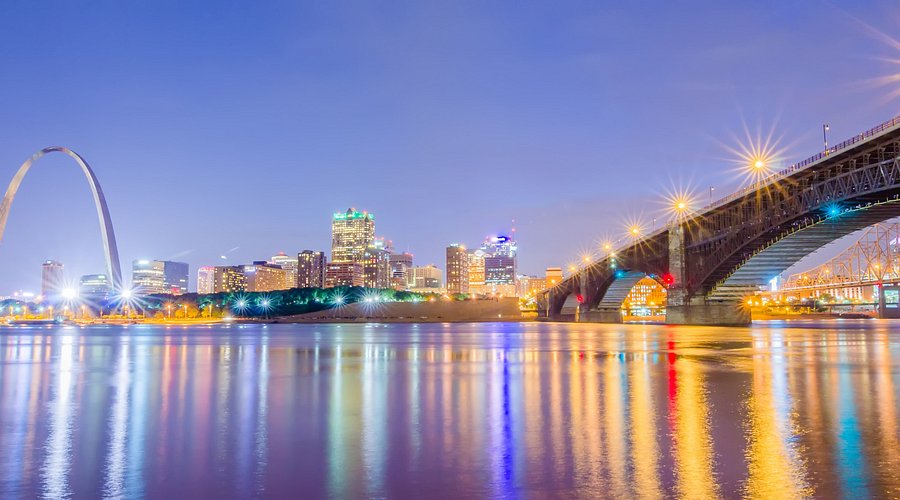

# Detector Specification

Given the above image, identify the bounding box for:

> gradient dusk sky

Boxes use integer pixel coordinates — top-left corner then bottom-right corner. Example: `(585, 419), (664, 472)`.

(0, 1), (898, 292)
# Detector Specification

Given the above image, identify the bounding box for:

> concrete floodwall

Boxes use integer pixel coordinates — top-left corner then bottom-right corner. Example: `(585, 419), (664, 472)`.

(280, 297), (523, 323)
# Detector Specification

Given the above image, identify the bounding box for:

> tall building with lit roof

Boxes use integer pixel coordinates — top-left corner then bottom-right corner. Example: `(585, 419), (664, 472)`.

(331, 208), (375, 263)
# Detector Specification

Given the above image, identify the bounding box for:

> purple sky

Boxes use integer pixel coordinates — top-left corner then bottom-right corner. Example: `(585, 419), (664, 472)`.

(0, 1), (898, 293)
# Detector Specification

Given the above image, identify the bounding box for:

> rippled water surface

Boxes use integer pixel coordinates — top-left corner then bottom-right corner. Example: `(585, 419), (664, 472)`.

(0, 321), (898, 498)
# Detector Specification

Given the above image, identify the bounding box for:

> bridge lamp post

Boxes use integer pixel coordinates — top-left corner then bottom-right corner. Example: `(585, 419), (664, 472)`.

(823, 124), (830, 153)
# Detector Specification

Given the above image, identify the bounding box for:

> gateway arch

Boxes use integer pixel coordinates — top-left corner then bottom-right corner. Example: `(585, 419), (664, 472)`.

(0, 146), (122, 289)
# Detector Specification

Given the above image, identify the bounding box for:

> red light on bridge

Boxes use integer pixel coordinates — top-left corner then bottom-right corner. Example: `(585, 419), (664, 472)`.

(662, 273), (675, 287)
(576, 294), (584, 303)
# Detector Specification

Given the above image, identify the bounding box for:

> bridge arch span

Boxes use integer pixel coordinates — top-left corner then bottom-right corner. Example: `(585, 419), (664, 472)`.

(544, 258), (667, 319)
(0, 147), (122, 288)
(707, 198), (900, 300)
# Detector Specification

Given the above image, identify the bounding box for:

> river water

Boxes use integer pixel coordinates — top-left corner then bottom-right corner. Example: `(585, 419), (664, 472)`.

(0, 321), (897, 498)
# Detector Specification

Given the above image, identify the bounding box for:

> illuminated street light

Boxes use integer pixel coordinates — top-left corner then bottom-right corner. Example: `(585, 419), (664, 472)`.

(61, 288), (77, 300)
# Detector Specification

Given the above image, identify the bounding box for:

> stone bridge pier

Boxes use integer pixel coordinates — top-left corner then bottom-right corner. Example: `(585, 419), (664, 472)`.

(574, 274), (619, 323)
(665, 224), (751, 326)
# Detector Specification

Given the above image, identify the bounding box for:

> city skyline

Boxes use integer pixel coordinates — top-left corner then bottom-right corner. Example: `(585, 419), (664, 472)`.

(0, 2), (898, 292)
(1, 4), (899, 498)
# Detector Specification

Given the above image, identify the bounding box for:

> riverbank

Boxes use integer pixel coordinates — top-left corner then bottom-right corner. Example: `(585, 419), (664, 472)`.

(277, 297), (524, 323)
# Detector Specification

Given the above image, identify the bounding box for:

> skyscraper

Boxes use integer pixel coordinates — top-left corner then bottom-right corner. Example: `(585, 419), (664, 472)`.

(132, 260), (166, 294)
(269, 252), (299, 288)
(132, 260), (189, 295)
(362, 242), (392, 289)
(41, 260), (64, 299)
(163, 261), (189, 295)
(298, 250), (326, 288)
(484, 255), (516, 296)
(198, 266), (215, 294)
(467, 249), (487, 296)
(331, 208), (375, 263)
(389, 252), (413, 290)
(482, 235), (517, 296)
(482, 235), (517, 259)
(445, 244), (469, 294)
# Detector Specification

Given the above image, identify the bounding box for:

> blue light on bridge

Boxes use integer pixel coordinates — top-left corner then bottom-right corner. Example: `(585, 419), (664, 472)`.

(615, 270), (625, 278)
(825, 203), (841, 218)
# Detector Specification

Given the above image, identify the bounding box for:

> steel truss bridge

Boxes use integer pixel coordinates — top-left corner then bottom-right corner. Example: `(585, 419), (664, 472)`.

(538, 115), (900, 325)
(781, 220), (900, 293)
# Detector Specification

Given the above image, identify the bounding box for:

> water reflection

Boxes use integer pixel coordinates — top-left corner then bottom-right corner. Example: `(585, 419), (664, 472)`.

(0, 321), (897, 498)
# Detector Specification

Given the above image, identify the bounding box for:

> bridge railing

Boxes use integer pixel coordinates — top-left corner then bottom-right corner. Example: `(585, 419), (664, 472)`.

(701, 115), (900, 211)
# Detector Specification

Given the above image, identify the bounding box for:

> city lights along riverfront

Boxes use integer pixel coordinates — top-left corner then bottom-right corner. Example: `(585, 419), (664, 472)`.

(2, 2), (900, 499)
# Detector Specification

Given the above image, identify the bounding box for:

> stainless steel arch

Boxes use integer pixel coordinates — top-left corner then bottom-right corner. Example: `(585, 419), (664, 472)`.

(0, 146), (122, 288)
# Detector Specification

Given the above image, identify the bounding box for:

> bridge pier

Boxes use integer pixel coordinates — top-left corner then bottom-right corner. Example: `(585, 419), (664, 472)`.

(665, 302), (750, 326)
(666, 223), (751, 326)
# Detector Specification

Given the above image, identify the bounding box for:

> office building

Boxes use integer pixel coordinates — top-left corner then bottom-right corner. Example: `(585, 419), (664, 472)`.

(41, 260), (64, 298)
(163, 261), (189, 295)
(445, 244), (469, 294)
(408, 265), (443, 293)
(545, 267), (563, 288)
(244, 262), (290, 292)
(298, 250), (326, 288)
(132, 260), (189, 295)
(482, 235), (517, 259)
(467, 249), (487, 296)
(269, 252), (299, 288)
(362, 243), (392, 289)
(325, 262), (364, 288)
(389, 252), (413, 290)
(79, 274), (112, 298)
(517, 276), (546, 297)
(484, 255), (516, 296)
(132, 260), (166, 294)
(214, 266), (247, 293)
(198, 266), (215, 294)
(481, 235), (517, 296)
(331, 208), (375, 263)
